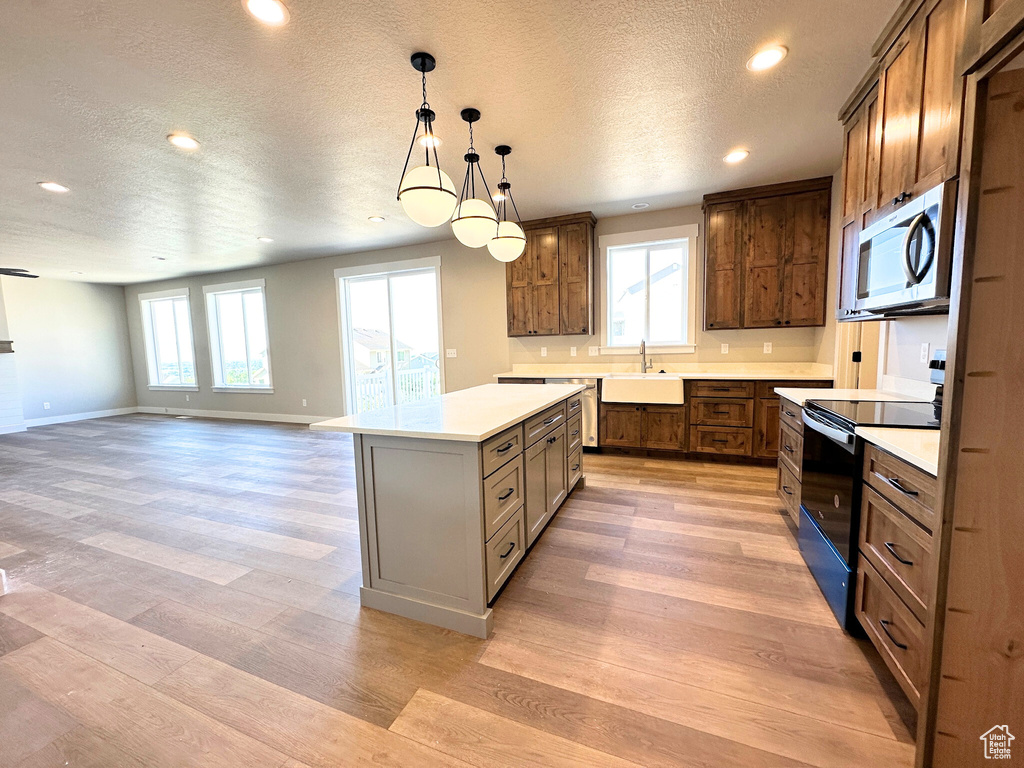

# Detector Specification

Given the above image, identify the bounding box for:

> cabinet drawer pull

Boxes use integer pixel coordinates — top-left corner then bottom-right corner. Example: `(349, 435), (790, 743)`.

(784, 410), (797, 418)
(496, 442), (514, 454)
(546, 436), (557, 444)
(887, 477), (918, 496)
(782, 485), (794, 495)
(570, 401), (580, 410)
(878, 619), (908, 650)
(571, 463), (580, 471)
(710, 387), (731, 392)
(572, 429), (580, 436)
(712, 439), (729, 444)
(713, 409), (730, 415)
(543, 416), (558, 425)
(784, 445), (794, 453)
(498, 488), (515, 501)
(499, 541), (516, 559)
(883, 541), (914, 566)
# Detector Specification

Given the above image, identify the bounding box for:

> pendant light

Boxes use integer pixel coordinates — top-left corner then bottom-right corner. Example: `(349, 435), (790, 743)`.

(450, 108), (498, 248)
(487, 145), (527, 262)
(397, 53), (458, 227)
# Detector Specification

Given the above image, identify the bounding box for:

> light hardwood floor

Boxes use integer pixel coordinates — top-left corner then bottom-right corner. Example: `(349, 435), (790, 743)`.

(0, 414), (916, 767)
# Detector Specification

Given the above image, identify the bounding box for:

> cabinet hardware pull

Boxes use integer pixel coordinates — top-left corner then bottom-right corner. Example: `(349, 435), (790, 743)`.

(572, 463), (580, 471)
(498, 488), (515, 501)
(499, 541), (515, 559)
(712, 439), (729, 444)
(543, 416), (557, 425)
(547, 436), (557, 444)
(883, 541), (914, 565)
(879, 619), (908, 650)
(784, 410), (797, 418)
(713, 409), (729, 414)
(887, 477), (918, 496)
(711, 387), (731, 392)
(784, 445), (794, 453)
(572, 430), (580, 436)
(782, 485), (793, 495)
(570, 401), (580, 409)
(496, 442), (514, 454)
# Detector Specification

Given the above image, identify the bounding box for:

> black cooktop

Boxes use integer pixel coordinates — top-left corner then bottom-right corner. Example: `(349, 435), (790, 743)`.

(806, 399), (941, 429)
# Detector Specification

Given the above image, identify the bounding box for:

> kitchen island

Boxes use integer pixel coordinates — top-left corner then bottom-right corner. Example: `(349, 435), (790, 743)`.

(311, 383), (586, 638)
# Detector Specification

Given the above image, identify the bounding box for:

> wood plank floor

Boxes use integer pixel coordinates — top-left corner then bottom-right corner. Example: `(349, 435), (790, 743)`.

(0, 414), (917, 767)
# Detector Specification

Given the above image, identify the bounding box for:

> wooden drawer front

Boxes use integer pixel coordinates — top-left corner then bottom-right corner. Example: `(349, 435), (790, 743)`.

(777, 460), (801, 524)
(566, 414), (583, 453)
(778, 421), (803, 478)
(486, 508), (526, 602)
(856, 558), (927, 708)
(568, 447), (583, 490)
(483, 457), (524, 541)
(691, 381), (756, 398)
(860, 486), (934, 622)
(756, 380), (832, 399)
(779, 399), (803, 434)
(566, 395), (583, 420)
(863, 444), (938, 531)
(525, 403), (566, 447)
(691, 398), (753, 427)
(482, 425), (523, 478)
(497, 377), (545, 384)
(689, 426), (752, 456)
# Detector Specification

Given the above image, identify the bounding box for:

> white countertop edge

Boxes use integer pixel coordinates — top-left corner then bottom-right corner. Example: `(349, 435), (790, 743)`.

(773, 387), (933, 407)
(310, 383), (586, 443)
(495, 369), (834, 382)
(855, 426), (941, 477)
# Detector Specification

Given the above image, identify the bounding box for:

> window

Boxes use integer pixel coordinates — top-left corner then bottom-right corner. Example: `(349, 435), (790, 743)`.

(139, 289), (197, 389)
(203, 279), (273, 391)
(600, 224), (699, 353)
(336, 257), (444, 414)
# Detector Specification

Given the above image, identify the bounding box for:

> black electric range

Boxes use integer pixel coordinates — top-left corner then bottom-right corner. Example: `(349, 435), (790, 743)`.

(798, 398), (940, 632)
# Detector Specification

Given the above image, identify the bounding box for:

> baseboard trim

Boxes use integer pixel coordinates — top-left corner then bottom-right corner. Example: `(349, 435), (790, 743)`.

(136, 406), (330, 425)
(25, 407), (139, 428)
(0, 423), (27, 435)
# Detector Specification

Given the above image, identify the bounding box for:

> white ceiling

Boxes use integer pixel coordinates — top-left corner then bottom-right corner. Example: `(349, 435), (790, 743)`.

(0, 0), (894, 284)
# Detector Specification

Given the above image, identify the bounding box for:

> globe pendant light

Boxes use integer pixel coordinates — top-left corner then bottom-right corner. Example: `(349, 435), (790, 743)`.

(487, 145), (527, 262)
(397, 53), (457, 227)
(451, 108), (498, 248)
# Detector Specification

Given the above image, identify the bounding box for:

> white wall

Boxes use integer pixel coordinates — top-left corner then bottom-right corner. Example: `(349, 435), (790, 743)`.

(0, 280), (26, 434)
(883, 314), (950, 383)
(1, 277), (137, 423)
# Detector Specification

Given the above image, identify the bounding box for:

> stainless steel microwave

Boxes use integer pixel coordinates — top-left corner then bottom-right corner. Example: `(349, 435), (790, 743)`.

(853, 180), (956, 316)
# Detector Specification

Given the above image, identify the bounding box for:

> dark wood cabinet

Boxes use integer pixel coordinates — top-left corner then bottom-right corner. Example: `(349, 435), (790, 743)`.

(702, 178), (831, 330)
(599, 403), (687, 451)
(599, 404), (644, 447)
(754, 398), (780, 459)
(506, 213), (595, 337)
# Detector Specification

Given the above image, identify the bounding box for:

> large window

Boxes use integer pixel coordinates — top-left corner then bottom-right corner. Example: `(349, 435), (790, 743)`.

(336, 258), (444, 414)
(203, 279), (273, 391)
(139, 289), (197, 389)
(601, 225), (699, 352)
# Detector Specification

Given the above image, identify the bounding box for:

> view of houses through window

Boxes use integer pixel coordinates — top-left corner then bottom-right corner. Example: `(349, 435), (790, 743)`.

(204, 280), (272, 390)
(139, 290), (197, 387)
(607, 237), (690, 347)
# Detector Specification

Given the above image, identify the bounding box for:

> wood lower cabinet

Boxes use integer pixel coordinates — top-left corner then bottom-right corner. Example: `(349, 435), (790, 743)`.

(598, 403), (688, 451)
(754, 397), (781, 458)
(507, 212), (595, 337)
(599, 404), (644, 448)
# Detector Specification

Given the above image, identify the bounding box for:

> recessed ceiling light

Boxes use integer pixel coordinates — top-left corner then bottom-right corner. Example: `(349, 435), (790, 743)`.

(256, 236), (275, 242)
(724, 149), (750, 164)
(243, 0), (290, 26)
(418, 135), (441, 148)
(747, 45), (788, 72)
(167, 132), (200, 151)
(368, 216), (386, 223)
(37, 181), (70, 193)
(631, 202), (650, 210)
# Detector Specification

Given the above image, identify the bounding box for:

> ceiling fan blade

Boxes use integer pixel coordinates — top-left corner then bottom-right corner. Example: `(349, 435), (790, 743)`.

(0, 268), (40, 278)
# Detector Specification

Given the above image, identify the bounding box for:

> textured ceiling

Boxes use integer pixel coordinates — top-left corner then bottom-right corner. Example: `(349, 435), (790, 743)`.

(0, 0), (895, 284)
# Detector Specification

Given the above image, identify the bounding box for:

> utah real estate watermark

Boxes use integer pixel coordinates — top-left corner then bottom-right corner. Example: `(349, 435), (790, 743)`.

(980, 725), (1015, 760)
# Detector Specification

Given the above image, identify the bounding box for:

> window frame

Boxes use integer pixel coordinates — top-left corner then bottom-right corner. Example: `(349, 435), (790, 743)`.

(138, 287), (199, 391)
(202, 278), (274, 393)
(599, 224), (699, 354)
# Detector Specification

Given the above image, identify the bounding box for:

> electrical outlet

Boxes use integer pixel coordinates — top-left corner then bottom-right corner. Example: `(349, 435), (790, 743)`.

(42, 402), (50, 410)
(920, 342), (930, 363)
(302, 399), (307, 407)
(570, 346), (577, 357)
(540, 347), (547, 357)
(721, 343), (729, 354)
(185, 394), (190, 402)
(445, 349), (457, 358)
(589, 346), (599, 356)
(763, 342), (773, 354)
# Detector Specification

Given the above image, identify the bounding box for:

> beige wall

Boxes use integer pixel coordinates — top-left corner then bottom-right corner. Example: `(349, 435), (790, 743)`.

(124, 239), (510, 420)
(883, 314), (950, 383)
(1, 276), (137, 422)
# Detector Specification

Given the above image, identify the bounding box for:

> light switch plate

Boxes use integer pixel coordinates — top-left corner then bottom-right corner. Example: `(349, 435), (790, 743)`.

(302, 399), (307, 407)
(589, 346), (599, 356)
(570, 346), (577, 357)
(763, 342), (773, 354)
(43, 402), (50, 410)
(920, 342), (930, 363)
(721, 343), (729, 354)
(445, 349), (457, 358)
(540, 347), (548, 357)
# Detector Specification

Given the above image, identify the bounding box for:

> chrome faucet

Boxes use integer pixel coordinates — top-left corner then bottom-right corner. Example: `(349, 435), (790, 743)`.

(640, 339), (653, 373)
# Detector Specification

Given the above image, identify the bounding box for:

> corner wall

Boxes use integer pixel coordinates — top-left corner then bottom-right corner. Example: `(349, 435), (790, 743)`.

(0, 280), (26, 434)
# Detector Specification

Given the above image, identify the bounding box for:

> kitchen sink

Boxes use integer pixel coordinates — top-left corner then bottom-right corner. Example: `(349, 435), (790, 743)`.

(601, 374), (686, 405)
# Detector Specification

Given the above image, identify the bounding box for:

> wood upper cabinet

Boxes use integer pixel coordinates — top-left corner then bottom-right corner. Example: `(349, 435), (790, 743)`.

(703, 178), (831, 330)
(506, 213), (595, 337)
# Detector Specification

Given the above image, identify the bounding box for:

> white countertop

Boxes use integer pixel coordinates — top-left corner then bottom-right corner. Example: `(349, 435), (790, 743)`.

(856, 427), (941, 476)
(495, 363), (834, 381)
(774, 387), (933, 407)
(310, 383), (586, 442)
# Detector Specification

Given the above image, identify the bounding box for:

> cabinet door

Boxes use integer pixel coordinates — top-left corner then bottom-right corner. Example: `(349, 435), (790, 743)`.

(842, 101), (870, 221)
(599, 404), (643, 448)
(529, 227), (560, 336)
(875, 24), (924, 214)
(783, 189), (830, 327)
(506, 248), (533, 337)
(524, 439), (548, 546)
(704, 202), (744, 329)
(744, 196), (788, 328)
(558, 222), (593, 335)
(642, 405), (688, 450)
(543, 426), (568, 520)
(754, 398), (781, 458)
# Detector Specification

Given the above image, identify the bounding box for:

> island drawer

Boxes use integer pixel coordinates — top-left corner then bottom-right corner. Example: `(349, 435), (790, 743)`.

(525, 403), (566, 446)
(482, 425), (523, 478)
(568, 447), (583, 490)
(567, 414), (583, 453)
(484, 456), (524, 541)
(859, 485), (933, 622)
(486, 508), (525, 602)
(779, 421), (803, 478)
(863, 444), (938, 532)
(777, 460), (800, 523)
(567, 394), (583, 420)
(691, 398), (754, 428)
(690, 381), (756, 398)
(688, 426), (752, 456)
(779, 399), (803, 434)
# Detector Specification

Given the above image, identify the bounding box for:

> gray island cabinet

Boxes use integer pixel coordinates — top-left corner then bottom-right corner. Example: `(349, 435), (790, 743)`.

(311, 383), (585, 638)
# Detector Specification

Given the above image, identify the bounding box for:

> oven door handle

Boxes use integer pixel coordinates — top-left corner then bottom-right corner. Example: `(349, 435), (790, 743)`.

(802, 410), (854, 445)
